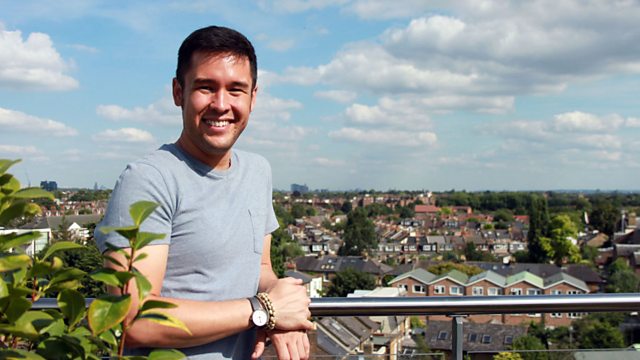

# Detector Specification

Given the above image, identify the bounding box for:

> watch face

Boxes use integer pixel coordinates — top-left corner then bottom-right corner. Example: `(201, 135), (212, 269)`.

(252, 310), (268, 327)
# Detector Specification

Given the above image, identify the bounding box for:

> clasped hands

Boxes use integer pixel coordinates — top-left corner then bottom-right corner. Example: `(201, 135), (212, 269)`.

(252, 278), (313, 360)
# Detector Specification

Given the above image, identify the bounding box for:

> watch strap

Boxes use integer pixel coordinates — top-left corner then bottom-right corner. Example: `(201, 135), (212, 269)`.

(249, 296), (263, 312)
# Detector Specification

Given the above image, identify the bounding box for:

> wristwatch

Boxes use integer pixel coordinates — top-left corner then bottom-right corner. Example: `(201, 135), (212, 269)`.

(249, 296), (269, 328)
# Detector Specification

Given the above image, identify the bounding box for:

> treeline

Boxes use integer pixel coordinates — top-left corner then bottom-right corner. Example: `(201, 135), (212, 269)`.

(436, 191), (640, 214)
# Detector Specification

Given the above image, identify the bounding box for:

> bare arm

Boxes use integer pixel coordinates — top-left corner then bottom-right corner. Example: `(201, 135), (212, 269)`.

(105, 244), (254, 348)
(107, 235), (313, 349)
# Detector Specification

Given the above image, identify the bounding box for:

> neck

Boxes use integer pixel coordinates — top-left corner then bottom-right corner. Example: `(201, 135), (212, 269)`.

(175, 138), (232, 170)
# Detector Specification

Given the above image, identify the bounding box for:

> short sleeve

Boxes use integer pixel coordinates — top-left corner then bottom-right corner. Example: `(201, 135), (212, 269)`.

(264, 160), (279, 235)
(95, 162), (174, 253)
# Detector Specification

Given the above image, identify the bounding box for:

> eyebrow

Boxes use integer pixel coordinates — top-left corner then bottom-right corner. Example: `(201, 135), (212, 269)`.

(192, 78), (251, 89)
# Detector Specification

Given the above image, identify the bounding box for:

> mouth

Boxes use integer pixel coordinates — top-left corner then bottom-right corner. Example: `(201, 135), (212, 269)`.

(204, 119), (231, 128)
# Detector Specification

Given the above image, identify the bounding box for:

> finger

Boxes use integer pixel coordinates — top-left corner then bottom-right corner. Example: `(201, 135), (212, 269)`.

(295, 333), (306, 360)
(302, 319), (314, 330)
(303, 332), (310, 359)
(287, 336), (300, 360)
(273, 335), (290, 360)
(251, 330), (267, 360)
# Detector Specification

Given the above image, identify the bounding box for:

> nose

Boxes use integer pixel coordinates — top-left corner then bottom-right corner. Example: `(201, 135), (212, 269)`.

(209, 90), (230, 113)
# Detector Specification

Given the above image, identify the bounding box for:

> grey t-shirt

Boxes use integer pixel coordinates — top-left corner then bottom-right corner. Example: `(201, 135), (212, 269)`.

(95, 143), (279, 359)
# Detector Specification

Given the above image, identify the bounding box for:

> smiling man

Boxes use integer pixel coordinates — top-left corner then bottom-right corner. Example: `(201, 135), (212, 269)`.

(96, 26), (313, 359)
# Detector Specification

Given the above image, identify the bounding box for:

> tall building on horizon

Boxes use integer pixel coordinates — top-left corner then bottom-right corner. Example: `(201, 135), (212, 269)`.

(40, 180), (58, 192)
(291, 183), (309, 194)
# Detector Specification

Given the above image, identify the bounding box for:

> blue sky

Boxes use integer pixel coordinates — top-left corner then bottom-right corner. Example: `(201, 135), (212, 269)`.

(1, 0), (639, 191)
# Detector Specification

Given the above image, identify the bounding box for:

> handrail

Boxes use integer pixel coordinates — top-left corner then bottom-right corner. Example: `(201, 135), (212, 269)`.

(33, 293), (640, 315)
(308, 293), (640, 316)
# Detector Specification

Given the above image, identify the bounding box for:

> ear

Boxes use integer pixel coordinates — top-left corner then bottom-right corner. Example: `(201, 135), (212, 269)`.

(172, 78), (183, 106)
(249, 85), (258, 112)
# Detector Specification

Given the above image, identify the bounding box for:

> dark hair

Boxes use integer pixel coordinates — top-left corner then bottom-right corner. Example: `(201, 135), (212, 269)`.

(176, 26), (257, 89)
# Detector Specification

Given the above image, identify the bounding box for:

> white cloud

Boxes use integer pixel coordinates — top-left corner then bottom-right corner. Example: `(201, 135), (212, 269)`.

(0, 26), (78, 91)
(312, 157), (347, 167)
(252, 93), (303, 121)
(329, 127), (437, 147)
(266, 39), (295, 52)
(258, 0), (349, 13)
(96, 95), (180, 126)
(626, 117), (640, 128)
(68, 43), (98, 53)
(93, 128), (155, 143)
(0, 107), (78, 136)
(0, 144), (40, 155)
(314, 90), (357, 103)
(552, 112), (624, 133)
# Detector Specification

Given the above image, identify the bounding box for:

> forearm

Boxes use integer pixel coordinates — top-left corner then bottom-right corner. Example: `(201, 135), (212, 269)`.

(258, 265), (279, 292)
(125, 295), (253, 348)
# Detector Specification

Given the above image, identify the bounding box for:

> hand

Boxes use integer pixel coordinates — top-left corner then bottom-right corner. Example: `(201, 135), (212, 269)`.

(267, 277), (313, 331)
(252, 329), (310, 360)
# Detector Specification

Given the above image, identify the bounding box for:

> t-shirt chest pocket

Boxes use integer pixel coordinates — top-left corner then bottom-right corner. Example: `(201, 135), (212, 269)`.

(248, 208), (266, 254)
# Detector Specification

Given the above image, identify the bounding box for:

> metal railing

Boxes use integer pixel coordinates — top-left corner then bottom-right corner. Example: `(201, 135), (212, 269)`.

(34, 293), (640, 360)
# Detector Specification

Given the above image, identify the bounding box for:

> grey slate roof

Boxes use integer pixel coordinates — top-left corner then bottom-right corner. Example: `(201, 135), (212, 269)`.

(467, 261), (561, 278)
(388, 268), (437, 285)
(294, 255), (391, 275)
(21, 215), (102, 230)
(424, 320), (527, 353)
(543, 272), (589, 292)
(467, 270), (506, 287)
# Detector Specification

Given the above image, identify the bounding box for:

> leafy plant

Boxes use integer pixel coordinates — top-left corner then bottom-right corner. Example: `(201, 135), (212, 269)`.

(0, 159), (188, 359)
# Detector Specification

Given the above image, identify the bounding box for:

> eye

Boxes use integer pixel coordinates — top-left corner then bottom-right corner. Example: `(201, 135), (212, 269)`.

(198, 86), (213, 93)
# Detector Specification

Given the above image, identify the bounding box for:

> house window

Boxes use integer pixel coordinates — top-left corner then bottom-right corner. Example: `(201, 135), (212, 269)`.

(527, 289), (542, 295)
(398, 284), (408, 291)
(482, 335), (492, 344)
(567, 290), (582, 295)
(504, 336), (513, 345)
(510, 288), (522, 295)
(438, 331), (448, 340)
(434, 285), (445, 294)
(450, 286), (463, 295)
(551, 313), (562, 318)
(469, 333), (478, 343)
(568, 312), (583, 319)
(413, 284), (425, 293)
(488, 287), (502, 296)
(551, 290), (563, 295)
(472, 287), (484, 296)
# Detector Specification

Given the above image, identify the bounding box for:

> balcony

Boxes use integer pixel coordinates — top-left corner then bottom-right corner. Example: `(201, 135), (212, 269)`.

(34, 293), (640, 359)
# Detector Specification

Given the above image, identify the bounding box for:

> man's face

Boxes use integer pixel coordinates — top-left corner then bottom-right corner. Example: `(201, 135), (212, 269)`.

(173, 51), (257, 167)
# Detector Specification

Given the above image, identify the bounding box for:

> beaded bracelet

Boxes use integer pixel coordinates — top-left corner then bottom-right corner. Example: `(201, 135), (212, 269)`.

(256, 292), (276, 331)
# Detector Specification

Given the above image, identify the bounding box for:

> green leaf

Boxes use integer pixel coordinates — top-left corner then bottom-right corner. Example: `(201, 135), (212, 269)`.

(90, 269), (134, 288)
(103, 254), (124, 268)
(5, 297), (32, 323)
(38, 316), (65, 337)
(0, 173), (20, 194)
(88, 295), (132, 336)
(0, 254), (32, 272)
(0, 277), (7, 298)
(11, 310), (54, 339)
(148, 349), (187, 360)
(0, 349), (46, 360)
(133, 231), (165, 251)
(133, 270), (152, 303)
(58, 289), (86, 328)
(0, 202), (28, 226)
(13, 188), (54, 200)
(0, 159), (20, 175)
(0, 231), (39, 252)
(48, 268), (86, 291)
(98, 328), (118, 350)
(140, 300), (177, 313)
(41, 241), (84, 261)
(129, 201), (158, 227)
(133, 252), (148, 263)
(138, 311), (191, 335)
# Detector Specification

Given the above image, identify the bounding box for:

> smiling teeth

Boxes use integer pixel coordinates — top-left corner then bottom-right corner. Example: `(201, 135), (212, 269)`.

(205, 120), (229, 127)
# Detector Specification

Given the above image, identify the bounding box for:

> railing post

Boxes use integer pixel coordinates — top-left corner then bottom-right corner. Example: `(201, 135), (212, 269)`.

(451, 315), (464, 360)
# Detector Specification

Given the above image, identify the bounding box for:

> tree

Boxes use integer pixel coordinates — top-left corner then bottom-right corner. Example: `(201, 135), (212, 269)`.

(270, 224), (303, 277)
(325, 268), (375, 297)
(340, 201), (353, 214)
(427, 261), (484, 276)
(589, 200), (619, 236)
(512, 335), (548, 360)
(606, 258), (639, 293)
(573, 315), (625, 349)
(338, 208), (376, 256)
(547, 215), (581, 266)
(494, 353), (523, 360)
(464, 242), (484, 261)
(527, 195), (551, 263)
(53, 239), (105, 298)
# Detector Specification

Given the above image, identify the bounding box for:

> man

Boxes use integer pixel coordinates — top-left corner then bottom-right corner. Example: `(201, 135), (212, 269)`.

(95, 26), (313, 359)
